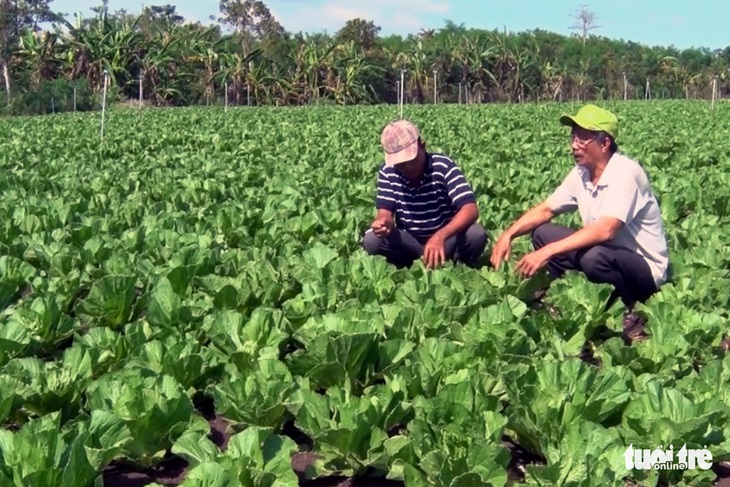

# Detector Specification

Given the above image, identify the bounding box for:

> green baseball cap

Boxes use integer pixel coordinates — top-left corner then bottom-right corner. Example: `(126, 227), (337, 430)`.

(560, 104), (618, 139)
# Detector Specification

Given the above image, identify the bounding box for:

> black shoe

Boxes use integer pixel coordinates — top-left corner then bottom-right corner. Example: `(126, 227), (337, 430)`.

(623, 311), (648, 341)
(533, 288), (548, 302)
(531, 288), (559, 317)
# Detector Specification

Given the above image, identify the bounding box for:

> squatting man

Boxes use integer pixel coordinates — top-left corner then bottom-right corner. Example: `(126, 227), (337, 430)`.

(362, 106), (670, 341)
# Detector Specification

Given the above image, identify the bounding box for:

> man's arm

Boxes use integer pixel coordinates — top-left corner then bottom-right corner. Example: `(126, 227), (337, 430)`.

(500, 201), (556, 241)
(500, 167), (578, 241)
(372, 208), (395, 236)
(432, 202), (478, 241)
(515, 217), (623, 277)
(434, 159), (480, 241)
(375, 208), (394, 223)
(372, 164), (397, 236)
(537, 216), (622, 257)
(490, 201), (556, 269)
(531, 169), (643, 262)
(422, 202), (478, 269)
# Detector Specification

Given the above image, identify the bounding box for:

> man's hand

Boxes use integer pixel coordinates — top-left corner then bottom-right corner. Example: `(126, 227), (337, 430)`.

(422, 233), (446, 269)
(515, 249), (550, 278)
(490, 233), (512, 270)
(371, 217), (393, 237)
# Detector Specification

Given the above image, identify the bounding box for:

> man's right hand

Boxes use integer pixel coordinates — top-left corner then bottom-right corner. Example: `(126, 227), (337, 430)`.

(490, 233), (512, 269)
(371, 217), (394, 237)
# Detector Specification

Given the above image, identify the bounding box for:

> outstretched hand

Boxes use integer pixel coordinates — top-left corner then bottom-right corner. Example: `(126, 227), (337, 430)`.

(422, 233), (446, 269)
(515, 249), (550, 278)
(490, 234), (512, 269)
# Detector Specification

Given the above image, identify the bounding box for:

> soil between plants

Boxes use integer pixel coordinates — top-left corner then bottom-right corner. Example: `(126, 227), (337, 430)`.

(98, 393), (730, 486)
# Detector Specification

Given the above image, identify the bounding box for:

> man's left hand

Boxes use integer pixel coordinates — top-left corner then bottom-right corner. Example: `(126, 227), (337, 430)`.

(422, 233), (446, 269)
(516, 249), (550, 278)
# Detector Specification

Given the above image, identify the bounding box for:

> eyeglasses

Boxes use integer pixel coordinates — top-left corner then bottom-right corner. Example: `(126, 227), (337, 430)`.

(570, 133), (600, 146)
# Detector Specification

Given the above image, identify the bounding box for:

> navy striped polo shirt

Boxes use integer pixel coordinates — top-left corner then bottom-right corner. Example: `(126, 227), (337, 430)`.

(375, 153), (477, 242)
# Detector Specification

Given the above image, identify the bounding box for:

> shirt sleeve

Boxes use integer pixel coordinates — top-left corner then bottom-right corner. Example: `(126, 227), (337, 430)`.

(444, 164), (476, 209)
(546, 170), (579, 214)
(375, 166), (396, 211)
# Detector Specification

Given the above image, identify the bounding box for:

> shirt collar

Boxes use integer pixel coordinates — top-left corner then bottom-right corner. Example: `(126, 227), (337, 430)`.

(580, 152), (620, 192)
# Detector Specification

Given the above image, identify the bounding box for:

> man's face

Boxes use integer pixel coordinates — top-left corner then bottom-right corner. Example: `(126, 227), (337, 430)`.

(570, 126), (605, 165)
(395, 143), (425, 179)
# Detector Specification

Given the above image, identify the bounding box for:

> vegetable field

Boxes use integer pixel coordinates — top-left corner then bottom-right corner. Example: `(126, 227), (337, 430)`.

(0, 101), (728, 487)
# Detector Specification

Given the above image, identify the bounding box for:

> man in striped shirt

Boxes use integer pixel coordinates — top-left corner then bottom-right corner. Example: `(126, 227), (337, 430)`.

(362, 119), (488, 269)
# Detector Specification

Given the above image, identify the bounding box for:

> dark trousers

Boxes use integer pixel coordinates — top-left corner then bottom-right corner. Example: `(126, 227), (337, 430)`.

(531, 223), (658, 309)
(362, 222), (488, 268)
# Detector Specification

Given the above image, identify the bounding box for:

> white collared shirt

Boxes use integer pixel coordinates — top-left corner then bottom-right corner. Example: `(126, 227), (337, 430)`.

(546, 152), (670, 287)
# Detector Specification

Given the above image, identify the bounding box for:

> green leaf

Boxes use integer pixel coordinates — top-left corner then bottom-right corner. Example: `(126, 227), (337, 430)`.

(76, 275), (137, 328)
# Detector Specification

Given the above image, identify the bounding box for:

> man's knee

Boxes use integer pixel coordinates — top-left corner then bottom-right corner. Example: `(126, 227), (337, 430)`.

(466, 222), (489, 250)
(579, 247), (611, 282)
(362, 230), (382, 255)
(531, 223), (551, 249)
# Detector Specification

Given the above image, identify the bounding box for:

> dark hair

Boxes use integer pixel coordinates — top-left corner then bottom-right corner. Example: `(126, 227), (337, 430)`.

(596, 132), (618, 154)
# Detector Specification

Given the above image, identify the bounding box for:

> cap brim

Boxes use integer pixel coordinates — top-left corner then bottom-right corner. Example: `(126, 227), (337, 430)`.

(384, 140), (418, 167)
(559, 114), (579, 128)
(560, 114), (606, 134)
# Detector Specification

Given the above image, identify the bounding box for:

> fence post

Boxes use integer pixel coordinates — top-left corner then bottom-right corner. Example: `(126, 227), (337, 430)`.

(432, 70), (437, 104)
(399, 69), (405, 119)
(100, 70), (109, 142)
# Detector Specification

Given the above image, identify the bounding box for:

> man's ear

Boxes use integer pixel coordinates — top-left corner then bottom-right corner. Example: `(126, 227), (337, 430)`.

(604, 138), (613, 153)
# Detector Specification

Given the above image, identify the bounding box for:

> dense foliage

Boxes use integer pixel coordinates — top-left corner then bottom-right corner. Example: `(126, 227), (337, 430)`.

(0, 100), (728, 486)
(1, 1), (729, 115)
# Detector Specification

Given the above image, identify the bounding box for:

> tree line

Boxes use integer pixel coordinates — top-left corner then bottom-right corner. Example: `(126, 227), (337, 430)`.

(1, 0), (729, 115)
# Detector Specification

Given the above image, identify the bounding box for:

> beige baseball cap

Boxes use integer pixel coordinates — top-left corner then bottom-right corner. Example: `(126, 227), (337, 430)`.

(380, 120), (420, 166)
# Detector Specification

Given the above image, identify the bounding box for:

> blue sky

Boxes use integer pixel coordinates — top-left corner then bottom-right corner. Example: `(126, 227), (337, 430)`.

(52, 0), (729, 50)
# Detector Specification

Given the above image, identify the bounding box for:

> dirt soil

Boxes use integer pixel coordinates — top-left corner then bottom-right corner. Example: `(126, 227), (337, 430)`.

(99, 393), (730, 486)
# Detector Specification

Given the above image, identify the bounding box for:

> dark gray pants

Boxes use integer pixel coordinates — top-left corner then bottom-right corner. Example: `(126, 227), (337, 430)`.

(532, 223), (658, 308)
(362, 222), (488, 268)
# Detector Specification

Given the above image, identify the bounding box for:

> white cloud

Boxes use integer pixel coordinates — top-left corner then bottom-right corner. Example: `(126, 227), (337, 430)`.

(272, 0), (451, 35)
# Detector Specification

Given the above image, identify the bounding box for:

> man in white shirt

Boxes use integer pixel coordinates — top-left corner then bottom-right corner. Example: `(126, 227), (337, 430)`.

(490, 104), (669, 341)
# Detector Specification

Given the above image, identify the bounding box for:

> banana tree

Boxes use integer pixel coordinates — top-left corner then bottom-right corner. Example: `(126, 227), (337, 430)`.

(540, 60), (567, 101)
(133, 33), (181, 105)
(269, 61), (297, 105)
(181, 27), (227, 105)
(16, 30), (62, 89)
(452, 35), (497, 104)
(216, 45), (261, 105)
(428, 33), (458, 101)
(55, 11), (141, 92)
(328, 40), (384, 104)
(494, 34), (542, 102)
(297, 37), (338, 104)
(569, 58), (593, 101)
(401, 40), (429, 103)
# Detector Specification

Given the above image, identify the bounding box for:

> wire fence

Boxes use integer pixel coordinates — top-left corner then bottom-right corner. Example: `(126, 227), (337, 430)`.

(0, 73), (726, 118)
